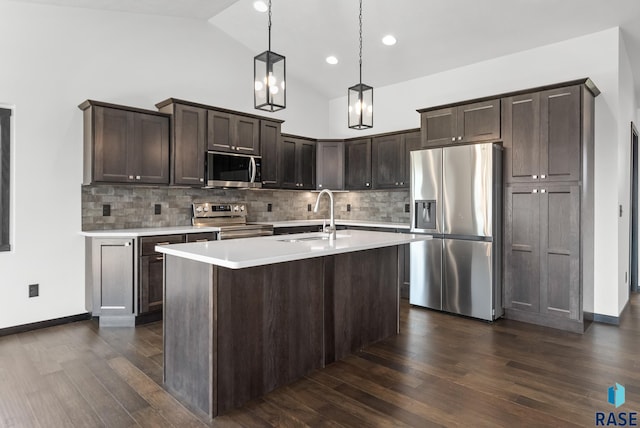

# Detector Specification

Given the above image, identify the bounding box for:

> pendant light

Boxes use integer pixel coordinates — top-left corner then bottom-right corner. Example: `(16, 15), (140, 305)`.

(348, 0), (373, 129)
(254, 0), (286, 112)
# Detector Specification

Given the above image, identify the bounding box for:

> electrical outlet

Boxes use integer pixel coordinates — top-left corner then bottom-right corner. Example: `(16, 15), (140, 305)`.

(154, 204), (161, 215)
(29, 283), (39, 298)
(405, 204), (410, 213)
(307, 204), (312, 212)
(102, 204), (111, 216)
(347, 204), (351, 212)
(267, 203), (272, 212)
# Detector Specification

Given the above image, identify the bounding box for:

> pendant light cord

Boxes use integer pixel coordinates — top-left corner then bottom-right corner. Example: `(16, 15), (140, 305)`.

(268, 0), (272, 51)
(358, 0), (363, 84)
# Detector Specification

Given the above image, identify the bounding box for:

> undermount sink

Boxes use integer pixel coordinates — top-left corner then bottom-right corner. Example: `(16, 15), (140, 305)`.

(277, 233), (351, 243)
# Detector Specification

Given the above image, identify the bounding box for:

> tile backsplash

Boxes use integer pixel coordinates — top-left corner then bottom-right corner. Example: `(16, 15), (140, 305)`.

(82, 185), (410, 230)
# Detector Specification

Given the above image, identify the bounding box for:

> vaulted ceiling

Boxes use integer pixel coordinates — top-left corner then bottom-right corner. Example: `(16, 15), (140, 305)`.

(13, 0), (640, 99)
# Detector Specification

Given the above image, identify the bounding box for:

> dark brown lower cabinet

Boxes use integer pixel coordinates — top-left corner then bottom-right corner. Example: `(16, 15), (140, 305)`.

(504, 183), (581, 331)
(140, 254), (164, 314)
(163, 245), (399, 418)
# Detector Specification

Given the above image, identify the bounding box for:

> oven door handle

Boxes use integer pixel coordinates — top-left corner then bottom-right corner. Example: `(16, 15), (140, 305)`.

(218, 229), (273, 240)
(249, 156), (256, 183)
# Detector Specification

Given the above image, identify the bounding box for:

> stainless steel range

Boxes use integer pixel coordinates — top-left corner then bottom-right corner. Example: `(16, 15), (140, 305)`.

(192, 202), (273, 240)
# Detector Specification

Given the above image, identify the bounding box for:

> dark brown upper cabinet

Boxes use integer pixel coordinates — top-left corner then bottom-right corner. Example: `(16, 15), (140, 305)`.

(420, 99), (500, 148)
(371, 130), (421, 189)
(157, 101), (207, 186)
(502, 85), (581, 183)
(345, 138), (372, 190)
(260, 120), (281, 188)
(208, 110), (259, 155)
(316, 141), (344, 190)
(80, 100), (170, 185)
(280, 135), (315, 190)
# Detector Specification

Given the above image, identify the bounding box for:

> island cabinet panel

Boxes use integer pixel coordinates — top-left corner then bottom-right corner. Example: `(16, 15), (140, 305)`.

(216, 259), (324, 414)
(164, 256), (214, 416)
(325, 246), (399, 363)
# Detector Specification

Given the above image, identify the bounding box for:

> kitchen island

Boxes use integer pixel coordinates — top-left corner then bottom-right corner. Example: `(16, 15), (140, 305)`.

(156, 230), (429, 418)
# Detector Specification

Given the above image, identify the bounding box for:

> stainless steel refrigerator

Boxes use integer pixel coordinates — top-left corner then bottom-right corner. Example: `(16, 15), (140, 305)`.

(409, 143), (503, 321)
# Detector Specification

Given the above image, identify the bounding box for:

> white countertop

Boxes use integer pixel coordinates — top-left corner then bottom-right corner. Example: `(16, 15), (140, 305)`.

(156, 229), (429, 269)
(79, 220), (409, 238)
(265, 219), (410, 230)
(79, 225), (222, 237)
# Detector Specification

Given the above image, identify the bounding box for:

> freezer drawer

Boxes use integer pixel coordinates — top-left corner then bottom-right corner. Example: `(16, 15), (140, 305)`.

(409, 238), (442, 310)
(443, 239), (494, 320)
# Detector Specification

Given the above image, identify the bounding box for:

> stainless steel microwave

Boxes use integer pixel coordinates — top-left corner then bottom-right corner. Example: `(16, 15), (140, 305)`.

(205, 151), (262, 189)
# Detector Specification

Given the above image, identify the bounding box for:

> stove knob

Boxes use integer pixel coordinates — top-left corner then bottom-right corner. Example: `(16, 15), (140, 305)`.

(233, 205), (239, 212)
(195, 206), (203, 213)
(203, 205), (209, 212)
(240, 205), (245, 212)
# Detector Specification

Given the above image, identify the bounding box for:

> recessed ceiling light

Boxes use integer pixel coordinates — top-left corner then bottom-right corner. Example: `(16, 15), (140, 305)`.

(382, 35), (397, 46)
(253, 1), (268, 12)
(326, 56), (338, 65)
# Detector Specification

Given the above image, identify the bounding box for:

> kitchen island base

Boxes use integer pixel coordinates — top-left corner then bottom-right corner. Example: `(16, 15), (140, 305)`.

(163, 246), (399, 418)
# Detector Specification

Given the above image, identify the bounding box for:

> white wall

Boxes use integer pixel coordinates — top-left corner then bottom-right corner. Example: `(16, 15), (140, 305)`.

(618, 34), (637, 312)
(328, 28), (627, 317)
(0, 1), (328, 329)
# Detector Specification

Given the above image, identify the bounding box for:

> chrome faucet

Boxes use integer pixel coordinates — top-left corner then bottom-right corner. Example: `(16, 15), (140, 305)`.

(314, 189), (336, 240)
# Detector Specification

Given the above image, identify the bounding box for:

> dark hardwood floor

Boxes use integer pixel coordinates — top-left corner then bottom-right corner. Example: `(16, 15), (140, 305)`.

(2, 295), (640, 427)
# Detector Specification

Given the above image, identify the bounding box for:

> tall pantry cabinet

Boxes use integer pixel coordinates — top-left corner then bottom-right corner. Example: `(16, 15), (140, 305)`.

(502, 80), (599, 333)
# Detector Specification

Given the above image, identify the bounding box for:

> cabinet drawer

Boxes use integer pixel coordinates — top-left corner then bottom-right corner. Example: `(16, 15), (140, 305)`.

(186, 232), (217, 242)
(140, 234), (185, 255)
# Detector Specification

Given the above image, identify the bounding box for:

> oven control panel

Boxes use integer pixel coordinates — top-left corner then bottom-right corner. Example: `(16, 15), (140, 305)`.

(192, 202), (246, 218)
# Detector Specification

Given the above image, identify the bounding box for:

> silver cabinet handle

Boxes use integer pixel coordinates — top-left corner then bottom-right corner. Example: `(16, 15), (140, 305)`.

(532, 189), (538, 194)
(457, 136), (462, 141)
(136, 176), (141, 180)
(451, 137), (456, 142)
(541, 174), (546, 179)
(155, 256), (164, 261)
(319, 184), (323, 187)
(532, 175), (538, 179)
(395, 182), (399, 186)
(195, 239), (209, 242)
(541, 189), (546, 193)
(124, 242), (131, 247)
(128, 175), (134, 179)
(400, 182), (404, 185)
(199, 178), (204, 182)
(156, 242), (170, 246)
(365, 182), (370, 187)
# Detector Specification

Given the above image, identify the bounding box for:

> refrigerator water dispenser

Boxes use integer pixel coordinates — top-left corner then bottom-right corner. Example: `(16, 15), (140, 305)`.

(415, 200), (436, 230)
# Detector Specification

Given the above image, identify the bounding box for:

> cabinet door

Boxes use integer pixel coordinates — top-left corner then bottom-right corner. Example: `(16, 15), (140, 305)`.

(539, 184), (580, 320)
(140, 254), (164, 314)
(133, 113), (170, 184)
(91, 238), (133, 317)
(298, 140), (316, 189)
(504, 185), (540, 313)
(234, 116), (260, 154)
(402, 131), (421, 187)
(457, 99), (501, 143)
(94, 106), (133, 183)
(345, 138), (371, 190)
(540, 86), (581, 182)
(502, 93), (540, 183)
(207, 110), (233, 152)
(260, 120), (281, 187)
(316, 141), (344, 190)
(174, 104), (206, 186)
(280, 137), (297, 189)
(372, 134), (402, 189)
(421, 107), (457, 147)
